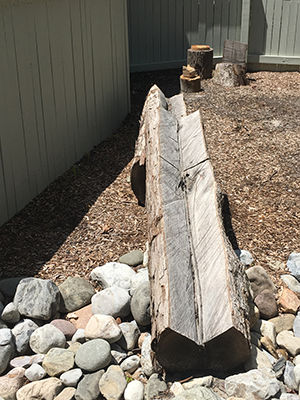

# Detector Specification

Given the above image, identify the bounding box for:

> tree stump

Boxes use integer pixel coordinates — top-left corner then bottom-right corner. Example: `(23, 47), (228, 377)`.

(180, 74), (201, 93)
(213, 62), (247, 87)
(131, 85), (251, 375)
(187, 47), (213, 79)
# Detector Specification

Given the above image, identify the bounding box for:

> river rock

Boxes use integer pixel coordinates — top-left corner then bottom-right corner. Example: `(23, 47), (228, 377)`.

(0, 342), (14, 375)
(124, 379), (144, 400)
(130, 281), (150, 326)
(16, 377), (63, 400)
(99, 365), (127, 400)
(281, 275), (300, 294)
(252, 319), (277, 346)
(117, 321), (140, 350)
(1, 302), (20, 324)
(120, 355), (140, 374)
(170, 382), (184, 396)
(42, 348), (75, 377)
(91, 262), (136, 290)
(50, 319), (77, 340)
(234, 249), (254, 266)
(273, 356), (286, 379)
(91, 286), (131, 318)
(71, 329), (85, 344)
(14, 278), (61, 320)
(244, 345), (272, 371)
(225, 368), (281, 400)
(111, 343), (128, 364)
(283, 360), (297, 391)
(277, 330), (300, 356)
(182, 376), (213, 389)
(67, 304), (93, 330)
(85, 314), (122, 343)
(174, 386), (222, 400)
(280, 394), (300, 400)
(145, 373), (167, 400)
(10, 354), (44, 369)
(287, 253), (300, 281)
(58, 277), (95, 313)
(119, 250), (144, 267)
(130, 268), (149, 296)
(269, 314), (295, 334)
(75, 339), (111, 372)
(75, 369), (104, 400)
(12, 319), (39, 355)
(29, 324), (66, 354)
(254, 289), (278, 319)
(0, 328), (12, 346)
(293, 363), (300, 387)
(60, 368), (82, 387)
(25, 363), (47, 381)
(0, 367), (25, 400)
(54, 387), (76, 400)
(261, 336), (278, 360)
(278, 288), (300, 314)
(140, 333), (154, 377)
(246, 266), (277, 298)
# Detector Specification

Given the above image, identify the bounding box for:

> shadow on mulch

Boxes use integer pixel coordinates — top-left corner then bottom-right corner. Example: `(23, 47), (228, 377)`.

(0, 69), (182, 280)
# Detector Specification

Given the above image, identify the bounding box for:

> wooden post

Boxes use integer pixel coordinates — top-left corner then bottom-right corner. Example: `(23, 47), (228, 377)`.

(180, 75), (201, 93)
(131, 85), (251, 375)
(187, 47), (213, 79)
(213, 63), (247, 87)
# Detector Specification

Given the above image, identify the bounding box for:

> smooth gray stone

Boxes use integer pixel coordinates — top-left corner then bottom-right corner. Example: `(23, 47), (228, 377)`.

(174, 386), (222, 400)
(226, 368), (282, 400)
(0, 342), (14, 375)
(58, 277), (95, 313)
(281, 275), (300, 294)
(91, 286), (131, 318)
(60, 368), (82, 387)
(284, 361), (297, 391)
(0, 277), (26, 300)
(130, 268), (149, 296)
(0, 328), (12, 345)
(130, 281), (150, 326)
(120, 355), (140, 374)
(90, 262), (136, 290)
(246, 266), (277, 298)
(25, 364), (47, 381)
(145, 373), (167, 400)
(29, 324), (66, 354)
(287, 253), (300, 281)
(234, 249), (254, 266)
(1, 302), (20, 324)
(117, 321), (140, 351)
(12, 319), (39, 355)
(75, 370), (104, 400)
(293, 312), (300, 338)
(75, 339), (111, 372)
(14, 278), (61, 320)
(124, 380), (144, 400)
(119, 250), (144, 267)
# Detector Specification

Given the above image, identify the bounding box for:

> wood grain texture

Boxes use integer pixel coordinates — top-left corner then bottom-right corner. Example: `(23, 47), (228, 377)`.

(134, 85), (251, 374)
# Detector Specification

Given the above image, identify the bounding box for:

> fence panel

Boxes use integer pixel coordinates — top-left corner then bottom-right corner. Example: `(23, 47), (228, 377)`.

(0, 0), (130, 227)
(128, 0), (243, 71)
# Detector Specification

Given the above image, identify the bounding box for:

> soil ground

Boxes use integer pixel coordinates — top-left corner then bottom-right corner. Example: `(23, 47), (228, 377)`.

(0, 68), (299, 291)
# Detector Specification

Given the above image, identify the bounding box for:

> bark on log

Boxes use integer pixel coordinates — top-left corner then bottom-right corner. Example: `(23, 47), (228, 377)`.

(187, 48), (213, 79)
(180, 74), (201, 93)
(213, 62), (247, 87)
(132, 85), (251, 375)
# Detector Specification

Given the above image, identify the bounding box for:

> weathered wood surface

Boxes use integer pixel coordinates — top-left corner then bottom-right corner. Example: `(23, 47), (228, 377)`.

(213, 63), (247, 87)
(180, 74), (201, 93)
(187, 48), (213, 79)
(223, 39), (248, 66)
(132, 85), (250, 374)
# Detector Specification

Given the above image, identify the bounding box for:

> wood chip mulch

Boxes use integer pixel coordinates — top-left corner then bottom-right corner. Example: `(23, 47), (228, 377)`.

(0, 69), (299, 290)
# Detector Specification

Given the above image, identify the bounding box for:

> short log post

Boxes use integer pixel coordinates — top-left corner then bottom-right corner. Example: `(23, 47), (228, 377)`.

(131, 85), (251, 375)
(187, 47), (213, 79)
(213, 62), (247, 87)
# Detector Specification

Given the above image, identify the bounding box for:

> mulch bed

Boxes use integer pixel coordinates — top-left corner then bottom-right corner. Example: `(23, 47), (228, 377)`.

(0, 68), (299, 290)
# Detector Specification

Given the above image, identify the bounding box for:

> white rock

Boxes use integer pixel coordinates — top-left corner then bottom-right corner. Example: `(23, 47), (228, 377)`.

(91, 286), (131, 318)
(124, 380), (144, 400)
(281, 275), (300, 294)
(85, 314), (122, 343)
(130, 268), (149, 295)
(71, 328), (85, 343)
(90, 262), (136, 290)
(120, 355), (140, 374)
(29, 324), (66, 354)
(140, 333), (154, 377)
(293, 354), (300, 365)
(1, 302), (20, 324)
(25, 364), (47, 381)
(182, 376), (213, 389)
(170, 382), (185, 396)
(277, 330), (300, 356)
(0, 328), (12, 345)
(16, 377), (63, 400)
(252, 319), (277, 346)
(60, 368), (82, 387)
(12, 319), (39, 354)
(235, 249), (254, 266)
(117, 321), (140, 351)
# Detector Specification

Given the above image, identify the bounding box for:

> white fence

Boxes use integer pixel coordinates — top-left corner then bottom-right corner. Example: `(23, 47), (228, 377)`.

(128, 0), (300, 71)
(0, 0), (130, 226)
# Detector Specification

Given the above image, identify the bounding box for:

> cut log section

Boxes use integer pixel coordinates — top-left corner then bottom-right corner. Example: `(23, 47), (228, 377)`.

(213, 62), (247, 87)
(131, 85), (251, 375)
(180, 74), (201, 93)
(187, 47), (213, 79)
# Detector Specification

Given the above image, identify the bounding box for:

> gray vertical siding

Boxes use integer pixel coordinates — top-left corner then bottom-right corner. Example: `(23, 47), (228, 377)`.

(0, 0), (130, 227)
